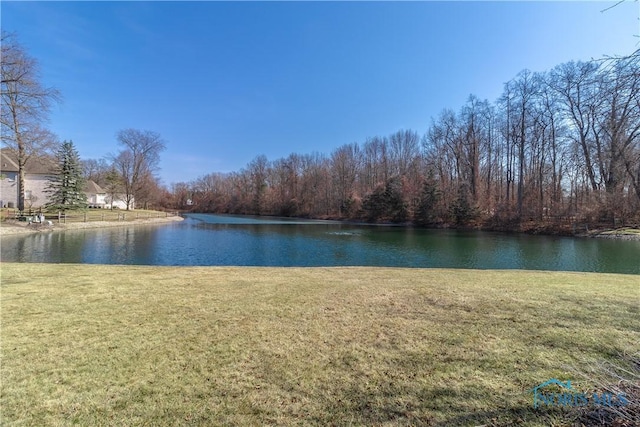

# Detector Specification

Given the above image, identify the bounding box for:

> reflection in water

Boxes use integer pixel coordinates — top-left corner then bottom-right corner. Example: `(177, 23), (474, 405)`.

(1, 214), (639, 274)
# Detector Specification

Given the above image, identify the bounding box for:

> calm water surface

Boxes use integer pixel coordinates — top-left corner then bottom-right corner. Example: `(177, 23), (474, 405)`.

(2, 213), (639, 274)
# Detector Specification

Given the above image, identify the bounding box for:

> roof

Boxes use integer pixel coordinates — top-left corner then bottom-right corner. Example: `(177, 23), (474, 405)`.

(84, 179), (105, 194)
(0, 148), (56, 174)
(0, 150), (19, 172)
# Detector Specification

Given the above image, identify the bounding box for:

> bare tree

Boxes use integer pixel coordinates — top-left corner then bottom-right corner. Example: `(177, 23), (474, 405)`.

(269, 154), (301, 216)
(298, 152), (328, 216)
(389, 129), (420, 178)
(550, 61), (601, 193)
(510, 70), (541, 219)
(112, 129), (165, 210)
(597, 53), (640, 220)
(361, 137), (386, 195)
(1, 32), (61, 211)
(103, 167), (123, 210)
(247, 155), (269, 215)
(170, 181), (191, 209)
(330, 143), (361, 215)
(82, 158), (112, 186)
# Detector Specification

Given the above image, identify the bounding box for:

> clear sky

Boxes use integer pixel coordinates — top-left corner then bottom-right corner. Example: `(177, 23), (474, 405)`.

(2, 1), (639, 185)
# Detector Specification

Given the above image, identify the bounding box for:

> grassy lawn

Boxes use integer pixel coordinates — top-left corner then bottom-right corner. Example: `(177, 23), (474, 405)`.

(51, 209), (178, 223)
(1, 208), (177, 224)
(1, 264), (638, 426)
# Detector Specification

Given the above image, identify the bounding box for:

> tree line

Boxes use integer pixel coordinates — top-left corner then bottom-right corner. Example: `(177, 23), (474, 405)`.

(167, 52), (640, 230)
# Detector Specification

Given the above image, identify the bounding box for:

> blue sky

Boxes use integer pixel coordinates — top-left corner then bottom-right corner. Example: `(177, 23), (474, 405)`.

(2, 1), (639, 185)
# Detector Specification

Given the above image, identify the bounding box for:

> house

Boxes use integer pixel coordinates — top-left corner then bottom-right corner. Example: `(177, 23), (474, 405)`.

(84, 180), (107, 208)
(109, 197), (133, 210)
(0, 149), (55, 209)
(84, 180), (132, 210)
(0, 148), (133, 210)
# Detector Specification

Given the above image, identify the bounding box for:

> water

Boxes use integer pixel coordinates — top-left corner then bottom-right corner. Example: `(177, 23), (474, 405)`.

(1, 213), (639, 274)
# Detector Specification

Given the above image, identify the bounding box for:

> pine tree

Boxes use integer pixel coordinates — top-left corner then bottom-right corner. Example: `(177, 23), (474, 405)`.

(383, 178), (407, 223)
(46, 140), (87, 211)
(415, 171), (442, 226)
(451, 182), (479, 225)
(362, 185), (386, 222)
(362, 178), (407, 223)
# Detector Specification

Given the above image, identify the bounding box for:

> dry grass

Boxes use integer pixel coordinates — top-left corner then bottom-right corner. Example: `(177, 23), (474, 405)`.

(0, 209), (182, 236)
(1, 208), (178, 223)
(1, 264), (638, 426)
(46, 209), (178, 223)
(568, 352), (640, 426)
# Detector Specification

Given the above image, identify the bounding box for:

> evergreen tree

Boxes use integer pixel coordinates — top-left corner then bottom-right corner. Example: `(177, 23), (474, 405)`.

(362, 177), (407, 222)
(451, 183), (479, 225)
(362, 185), (386, 221)
(46, 140), (87, 211)
(415, 171), (442, 225)
(383, 178), (407, 223)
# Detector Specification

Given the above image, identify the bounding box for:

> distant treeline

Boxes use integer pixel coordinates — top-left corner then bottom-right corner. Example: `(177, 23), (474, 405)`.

(167, 52), (640, 230)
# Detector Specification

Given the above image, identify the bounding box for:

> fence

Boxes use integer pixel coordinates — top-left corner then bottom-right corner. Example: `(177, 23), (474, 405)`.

(2, 209), (180, 224)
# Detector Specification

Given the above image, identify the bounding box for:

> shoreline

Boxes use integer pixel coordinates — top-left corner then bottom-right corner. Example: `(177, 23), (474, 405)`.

(0, 215), (184, 236)
(579, 229), (640, 241)
(2, 212), (639, 241)
(189, 211), (640, 241)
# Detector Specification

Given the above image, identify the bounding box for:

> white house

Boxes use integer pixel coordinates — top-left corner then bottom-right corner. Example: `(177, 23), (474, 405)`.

(84, 180), (107, 208)
(109, 197), (133, 210)
(0, 149), (54, 209)
(84, 179), (132, 210)
(0, 148), (133, 210)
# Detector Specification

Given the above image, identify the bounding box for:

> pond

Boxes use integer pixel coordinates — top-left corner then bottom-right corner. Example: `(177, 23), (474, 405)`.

(1, 213), (639, 274)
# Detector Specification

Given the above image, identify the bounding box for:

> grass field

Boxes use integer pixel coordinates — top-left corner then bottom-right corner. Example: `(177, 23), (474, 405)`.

(1, 264), (638, 426)
(0, 208), (178, 223)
